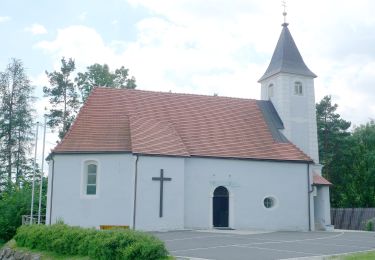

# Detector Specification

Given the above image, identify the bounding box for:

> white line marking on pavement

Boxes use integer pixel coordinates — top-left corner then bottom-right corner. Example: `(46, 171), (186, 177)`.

(171, 244), (244, 253)
(171, 232), (345, 253)
(280, 248), (375, 260)
(165, 234), (238, 242)
(175, 256), (215, 260)
(295, 240), (373, 249)
(332, 237), (375, 243)
(233, 244), (318, 256)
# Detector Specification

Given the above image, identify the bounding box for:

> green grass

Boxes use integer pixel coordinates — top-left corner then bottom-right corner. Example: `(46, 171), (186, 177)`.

(327, 250), (375, 260)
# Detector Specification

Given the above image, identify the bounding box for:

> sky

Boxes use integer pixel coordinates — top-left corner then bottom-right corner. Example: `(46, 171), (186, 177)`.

(1, 0), (375, 174)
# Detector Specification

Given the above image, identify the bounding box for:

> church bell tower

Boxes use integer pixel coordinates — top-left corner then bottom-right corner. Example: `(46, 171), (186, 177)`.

(258, 20), (319, 163)
(259, 8), (333, 231)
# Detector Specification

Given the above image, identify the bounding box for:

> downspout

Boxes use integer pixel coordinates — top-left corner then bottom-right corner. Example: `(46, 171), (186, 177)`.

(132, 155), (139, 230)
(307, 163), (314, 231)
(48, 157), (55, 225)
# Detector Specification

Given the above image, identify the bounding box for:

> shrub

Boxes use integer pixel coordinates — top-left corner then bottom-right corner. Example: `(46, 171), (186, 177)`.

(0, 185), (44, 242)
(366, 219), (374, 231)
(14, 224), (168, 259)
(122, 238), (168, 260)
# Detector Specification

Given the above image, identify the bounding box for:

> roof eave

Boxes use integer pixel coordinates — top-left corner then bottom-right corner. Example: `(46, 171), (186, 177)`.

(258, 70), (317, 83)
(312, 183), (333, 186)
(48, 150), (312, 163)
(50, 150), (133, 156)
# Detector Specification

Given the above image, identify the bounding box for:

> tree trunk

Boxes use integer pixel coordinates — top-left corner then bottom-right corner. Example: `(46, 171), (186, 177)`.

(323, 113), (329, 179)
(15, 128), (21, 187)
(6, 71), (16, 186)
(63, 76), (67, 136)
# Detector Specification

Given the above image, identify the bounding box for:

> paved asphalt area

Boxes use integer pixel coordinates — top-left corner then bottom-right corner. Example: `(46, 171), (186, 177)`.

(152, 230), (375, 260)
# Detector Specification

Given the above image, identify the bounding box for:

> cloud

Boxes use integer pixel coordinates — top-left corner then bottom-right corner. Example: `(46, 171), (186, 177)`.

(79, 12), (87, 21)
(25, 23), (48, 35)
(34, 22), (262, 97)
(117, 16), (268, 97)
(326, 58), (375, 126)
(36, 26), (116, 69)
(0, 16), (11, 23)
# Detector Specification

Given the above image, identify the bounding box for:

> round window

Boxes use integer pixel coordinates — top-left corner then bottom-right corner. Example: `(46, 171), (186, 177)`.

(264, 197), (275, 208)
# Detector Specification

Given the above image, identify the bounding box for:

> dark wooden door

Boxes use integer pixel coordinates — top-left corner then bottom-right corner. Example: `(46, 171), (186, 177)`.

(213, 186), (229, 227)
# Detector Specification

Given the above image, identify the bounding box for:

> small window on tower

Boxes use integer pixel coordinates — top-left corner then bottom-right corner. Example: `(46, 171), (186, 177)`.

(268, 84), (274, 98)
(294, 82), (303, 95)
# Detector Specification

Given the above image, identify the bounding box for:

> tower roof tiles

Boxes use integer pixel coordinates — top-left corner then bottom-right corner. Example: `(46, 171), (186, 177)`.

(259, 23), (317, 82)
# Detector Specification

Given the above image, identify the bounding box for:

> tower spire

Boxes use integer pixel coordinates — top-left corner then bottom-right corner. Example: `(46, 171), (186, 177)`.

(282, 0), (288, 26)
(258, 4), (316, 82)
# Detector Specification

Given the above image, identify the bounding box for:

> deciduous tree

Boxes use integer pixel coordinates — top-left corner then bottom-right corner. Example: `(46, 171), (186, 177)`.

(347, 121), (375, 207)
(43, 58), (80, 139)
(76, 63), (136, 102)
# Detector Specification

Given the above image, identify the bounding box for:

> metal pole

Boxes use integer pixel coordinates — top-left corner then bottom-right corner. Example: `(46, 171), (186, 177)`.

(30, 122), (39, 224)
(38, 117), (47, 224)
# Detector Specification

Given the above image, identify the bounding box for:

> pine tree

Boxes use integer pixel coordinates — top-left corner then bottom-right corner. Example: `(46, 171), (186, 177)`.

(316, 95), (351, 180)
(0, 58), (35, 190)
(43, 57), (80, 140)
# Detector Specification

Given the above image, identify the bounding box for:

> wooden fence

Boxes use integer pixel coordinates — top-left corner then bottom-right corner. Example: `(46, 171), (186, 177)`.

(21, 215), (46, 225)
(331, 208), (375, 230)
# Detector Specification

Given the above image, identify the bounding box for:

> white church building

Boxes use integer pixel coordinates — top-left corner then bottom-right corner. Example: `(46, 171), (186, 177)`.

(46, 21), (332, 231)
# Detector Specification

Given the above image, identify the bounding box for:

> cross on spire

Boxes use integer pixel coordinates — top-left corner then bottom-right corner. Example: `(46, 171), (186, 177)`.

(282, 0), (288, 26)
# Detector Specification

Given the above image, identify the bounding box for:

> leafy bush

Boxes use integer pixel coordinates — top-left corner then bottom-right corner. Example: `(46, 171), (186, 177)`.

(0, 180), (47, 243)
(0, 186), (34, 242)
(365, 219), (374, 231)
(14, 224), (169, 259)
(122, 238), (169, 260)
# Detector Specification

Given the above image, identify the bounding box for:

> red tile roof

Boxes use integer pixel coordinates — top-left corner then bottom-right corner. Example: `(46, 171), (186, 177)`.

(313, 174), (332, 186)
(53, 88), (312, 162)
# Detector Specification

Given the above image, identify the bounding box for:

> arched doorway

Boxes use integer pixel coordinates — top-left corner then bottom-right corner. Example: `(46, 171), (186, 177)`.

(213, 186), (229, 228)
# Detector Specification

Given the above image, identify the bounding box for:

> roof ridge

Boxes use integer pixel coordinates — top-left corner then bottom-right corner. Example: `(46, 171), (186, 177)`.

(128, 91), (190, 156)
(129, 116), (190, 156)
(94, 87), (258, 102)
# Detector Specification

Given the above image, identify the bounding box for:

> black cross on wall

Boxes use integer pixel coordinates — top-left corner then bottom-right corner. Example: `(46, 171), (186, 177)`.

(152, 169), (172, 218)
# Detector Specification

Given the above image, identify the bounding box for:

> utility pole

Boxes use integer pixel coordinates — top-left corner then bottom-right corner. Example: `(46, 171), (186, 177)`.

(38, 116), (47, 224)
(30, 122), (39, 224)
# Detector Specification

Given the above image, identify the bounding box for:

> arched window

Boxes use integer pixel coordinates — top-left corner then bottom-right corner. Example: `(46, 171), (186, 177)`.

(268, 84), (274, 98)
(85, 162), (97, 195)
(214, 186), (229, 197)
(294, 82), (303, 95)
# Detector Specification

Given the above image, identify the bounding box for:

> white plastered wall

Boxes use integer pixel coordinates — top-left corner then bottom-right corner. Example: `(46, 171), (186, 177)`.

(46, 153), (315, 231)
(134, 156), (185, 231)
(46, 153), (135, 228)
(314, 185), (331, 230)
(260, 73), (319, 163)
(184, 157), (312, 231)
